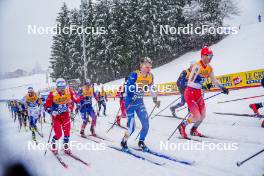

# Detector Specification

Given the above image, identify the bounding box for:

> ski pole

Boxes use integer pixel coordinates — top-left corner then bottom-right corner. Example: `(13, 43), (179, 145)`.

(106, 107), (121, 133)
(106, 96), (139, 133)
(151, 96), (180, 119)
(44, 125), (53, 156)
(218, 94), (264, 104)
(40, 113), (43, 134)
(236, 148), (264, 167)
(168, 92), (223, 140)
(168, 112), (190, 140)
(135, 104), (158, 140)
(177, 92), (223, 112)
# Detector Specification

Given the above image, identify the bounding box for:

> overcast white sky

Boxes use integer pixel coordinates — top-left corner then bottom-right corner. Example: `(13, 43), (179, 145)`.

(0, 0), (81, 73)
(0, 0), (263, 74)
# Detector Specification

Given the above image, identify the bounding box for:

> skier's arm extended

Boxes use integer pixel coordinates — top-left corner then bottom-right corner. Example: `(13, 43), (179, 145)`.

(208, 70), (222, 89)
(70, 88), (80, 103)
(209, 70), (229, 94)
(149, 74), (160, 108)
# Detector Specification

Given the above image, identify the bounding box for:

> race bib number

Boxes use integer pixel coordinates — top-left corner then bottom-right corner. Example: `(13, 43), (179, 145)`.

(84, 97), (92, 104)
(57, 104), (68, 113)
(99, 96), (105, 101)
(28, 107), (39, 118)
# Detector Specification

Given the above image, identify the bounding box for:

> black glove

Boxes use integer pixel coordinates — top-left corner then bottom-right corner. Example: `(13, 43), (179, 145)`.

(221, 87), (229, 94)
(202, 83), (213, 90)
(153, 97), (161, 108)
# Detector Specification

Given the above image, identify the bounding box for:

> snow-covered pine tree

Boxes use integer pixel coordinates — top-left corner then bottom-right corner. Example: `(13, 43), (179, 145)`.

(92, 0), (113, 83)
(68, 8), (84, 81)
(108, 0), (129, 79)
(81, 0), (95, 83)
(50, 3), (72, 80)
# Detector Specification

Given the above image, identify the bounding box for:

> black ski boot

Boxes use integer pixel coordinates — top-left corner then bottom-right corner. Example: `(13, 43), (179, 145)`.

(170, 107), (176, 117)
(138, 140), (149, 152)
(121, 139), (128, 152)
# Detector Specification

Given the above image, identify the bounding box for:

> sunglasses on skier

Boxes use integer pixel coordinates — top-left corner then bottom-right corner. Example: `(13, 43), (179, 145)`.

(206, 54), (213, 59)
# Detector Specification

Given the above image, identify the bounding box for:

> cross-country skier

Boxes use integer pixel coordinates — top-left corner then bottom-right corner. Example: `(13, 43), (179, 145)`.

(45, 78), (80, 154)
(20, 101), (28, 131)
(8, 100), (11, 112)
(12, 100), (19, 122)
(10, 100), (17, 119)
(115, 77), (128, 126)
(170, 61), (195, 117)
(23, 87), (42, 142)
(249, 77), (264, 127)
(120, 57), (160, 151)
(40, 96), (47, 123)
(97, 86), (108, 116)
(178, 46), (229, 138)
(78, 79), (97, 137)
(16, 101), (24, 131)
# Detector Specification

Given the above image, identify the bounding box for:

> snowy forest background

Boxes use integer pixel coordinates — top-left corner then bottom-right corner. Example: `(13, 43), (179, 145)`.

(50, 0), (238, 83)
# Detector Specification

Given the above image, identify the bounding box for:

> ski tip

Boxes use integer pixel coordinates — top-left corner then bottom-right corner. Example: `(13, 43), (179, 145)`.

(236, 162), (241, 167)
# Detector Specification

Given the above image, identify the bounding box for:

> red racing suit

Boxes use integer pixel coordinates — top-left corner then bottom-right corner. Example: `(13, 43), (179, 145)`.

(45, 87), (79, 140)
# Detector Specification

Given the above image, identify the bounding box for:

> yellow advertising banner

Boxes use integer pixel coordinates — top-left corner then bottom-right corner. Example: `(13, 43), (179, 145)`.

(101, 69), (264, 97)
(205, 69), (264, 90)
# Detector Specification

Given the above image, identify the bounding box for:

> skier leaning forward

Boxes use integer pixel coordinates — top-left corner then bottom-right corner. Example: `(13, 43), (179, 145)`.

(179, 47), (229, 138)
(121, 57), (160, 151)
(23, 87), (42, 141)
(78, 79), (98, 137)
(45, 78), (80, 154)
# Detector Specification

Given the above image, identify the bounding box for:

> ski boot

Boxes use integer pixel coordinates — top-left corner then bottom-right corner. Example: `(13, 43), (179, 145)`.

(178, 123), (188, 139)
(64, 143), (71, 155)
(116, 116), (121, 126)
(32, 132), (36, 142)
(170, 107), (176, 117)
(190, 127), (203, 137)
(261, 120), (264, 128)
(80, 129), (86, 138)
(249, 103), (262, 116)
(80, 123), (87, 138)
(138, 140), (149, 152)
(51, 138), (58, 155)
(121, 139), (128, 152)
(90, 126), (96, 136)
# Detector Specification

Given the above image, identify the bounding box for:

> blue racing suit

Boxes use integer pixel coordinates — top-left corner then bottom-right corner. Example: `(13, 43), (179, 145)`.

(125, 70), (157, 141)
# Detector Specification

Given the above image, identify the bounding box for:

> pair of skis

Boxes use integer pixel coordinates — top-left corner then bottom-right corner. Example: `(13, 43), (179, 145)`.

(214, 112), (264, 118)
(81, 134), (194, 166)
(50, 150), (90, 168)
(177, 133), (263, 146)
(108, 122), (127, 130)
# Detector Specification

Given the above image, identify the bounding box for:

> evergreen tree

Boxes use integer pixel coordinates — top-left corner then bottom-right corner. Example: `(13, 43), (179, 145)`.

(50, 0), (238, 83)
(50, 3), (72, 80)
(68, 8), (84, 80)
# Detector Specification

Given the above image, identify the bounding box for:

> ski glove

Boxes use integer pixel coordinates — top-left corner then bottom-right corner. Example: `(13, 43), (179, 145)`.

(153, 97), (161, 108)
(221, 87), (229, 94)
(202, 83), (213, 90)
(52, 111), (59, 117)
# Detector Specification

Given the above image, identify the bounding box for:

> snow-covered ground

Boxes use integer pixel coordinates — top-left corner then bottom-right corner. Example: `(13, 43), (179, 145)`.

(0, 0), (263, 175)
(0, 73), (53, 100)
(0, 87), (263, 176)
